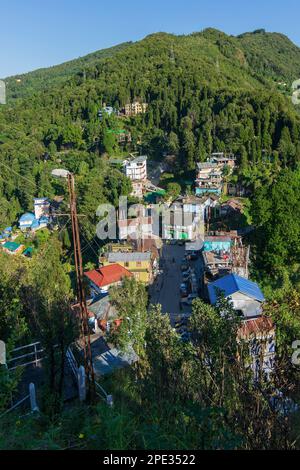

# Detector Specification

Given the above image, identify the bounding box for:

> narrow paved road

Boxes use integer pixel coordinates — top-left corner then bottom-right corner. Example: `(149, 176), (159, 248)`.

(150, 243), (187, 322)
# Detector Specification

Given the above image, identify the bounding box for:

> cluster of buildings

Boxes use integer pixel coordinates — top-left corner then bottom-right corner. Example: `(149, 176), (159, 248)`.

(84, 235), (160, 335)
(0, 197), (54, 258)
(98, 100), (148, 119)
(19, 198), (51, 232)
(195, 153), (236, 196)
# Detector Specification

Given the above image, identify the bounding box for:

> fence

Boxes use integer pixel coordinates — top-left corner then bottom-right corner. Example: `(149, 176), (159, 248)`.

(7, 342), (45, 370)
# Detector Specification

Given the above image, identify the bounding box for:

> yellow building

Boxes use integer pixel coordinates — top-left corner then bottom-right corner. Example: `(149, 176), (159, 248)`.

(102, 251), (153, 284)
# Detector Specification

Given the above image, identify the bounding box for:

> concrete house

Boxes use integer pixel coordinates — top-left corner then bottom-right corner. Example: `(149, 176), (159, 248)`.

(85, 264), (133, 297)
(195, 162), (223, 196)
(103, 251), (153, 284)
(118, 216), (153, 241)
(34, 198), (50, 220)
(208, 274), (265, 319)
(124, 101), (148, 116)
(124, 156), (147, 181)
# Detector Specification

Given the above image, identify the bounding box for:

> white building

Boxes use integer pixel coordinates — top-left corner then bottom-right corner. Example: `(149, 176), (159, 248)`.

(124, 156), (147, 181)
(118, 216), (153, 241)
(34, 198), (50, 220)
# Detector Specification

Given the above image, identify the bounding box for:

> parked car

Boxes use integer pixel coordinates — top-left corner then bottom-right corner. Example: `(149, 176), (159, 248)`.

(181, 294), (198, 306)
(181, 263), (189, 272)
(180, 284), (188, 298)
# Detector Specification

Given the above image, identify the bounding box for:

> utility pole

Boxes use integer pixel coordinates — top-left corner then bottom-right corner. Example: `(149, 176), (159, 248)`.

(51, 169), (95, 399)
(67, 173), (95, 398)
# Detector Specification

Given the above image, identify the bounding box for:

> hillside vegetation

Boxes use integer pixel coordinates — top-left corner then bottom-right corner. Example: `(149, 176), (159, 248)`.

(4, 41), (132, 100)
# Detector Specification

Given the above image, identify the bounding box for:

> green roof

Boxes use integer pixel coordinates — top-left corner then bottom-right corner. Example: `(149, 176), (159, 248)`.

(23, 247), (33, 257)
(107, 129), (126, 135)
(3, 241), (21, 252)
(144, 190), (166, 203)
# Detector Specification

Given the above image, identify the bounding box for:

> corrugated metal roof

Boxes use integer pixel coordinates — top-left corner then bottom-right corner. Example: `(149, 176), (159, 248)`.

(19, 212), (35, 222)
(3, 241), (21, 252)
(85, 264), (132, 288)
(208, 274), (265, 304)
(238, 316), (274, 339)
(108, 252), (151, 262)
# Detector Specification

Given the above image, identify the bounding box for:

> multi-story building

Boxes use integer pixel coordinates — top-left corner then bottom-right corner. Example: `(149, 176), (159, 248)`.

(34, 198), (50, 220)
(102, 251), (153, 284)
(208, 273), (265, 319)
(162, 205), (203, 241)
(195, 153), (236, 196)
(118, 216), (153, 241)
(195, 162), (223, 196)
(124, 101), (148, 116)
(202, 231), (249, 280)
(124, 156), (147, 181)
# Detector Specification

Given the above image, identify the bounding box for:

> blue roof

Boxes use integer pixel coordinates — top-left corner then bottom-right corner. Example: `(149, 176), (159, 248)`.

(4, 227), (12, 232)
(31, 219), (40, 229)
(39, 216), (49, 223)
(208, 274), (265, 305)
(19, 212), (35, 222)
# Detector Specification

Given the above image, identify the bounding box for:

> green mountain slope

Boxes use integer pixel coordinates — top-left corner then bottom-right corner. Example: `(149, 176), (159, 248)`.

(1, 28), (300, 231)
(237, 29), (300, 84)
(4, 41), (132, 100)
(5, 28), (300, 102)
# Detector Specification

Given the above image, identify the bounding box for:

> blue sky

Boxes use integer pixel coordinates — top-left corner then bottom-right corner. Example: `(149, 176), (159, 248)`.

(1, 0), (300, 77)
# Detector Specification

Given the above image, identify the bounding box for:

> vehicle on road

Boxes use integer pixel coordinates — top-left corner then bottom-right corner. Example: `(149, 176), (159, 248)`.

(181, 293), (198, 306)
(180, 282), (188, 295)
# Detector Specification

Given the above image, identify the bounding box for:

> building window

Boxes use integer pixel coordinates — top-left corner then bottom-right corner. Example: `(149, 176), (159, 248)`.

(125, 262), (129, 267)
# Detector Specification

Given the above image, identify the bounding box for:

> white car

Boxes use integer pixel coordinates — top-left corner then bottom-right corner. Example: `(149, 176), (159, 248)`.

(181, 294), (198, 306)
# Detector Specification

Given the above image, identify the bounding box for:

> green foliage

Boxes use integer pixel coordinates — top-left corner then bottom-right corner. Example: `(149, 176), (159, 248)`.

(109, 278), (148, 356)
(250, 168), (300, 288)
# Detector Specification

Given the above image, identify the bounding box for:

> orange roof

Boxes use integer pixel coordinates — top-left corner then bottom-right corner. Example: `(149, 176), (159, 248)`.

(85, 264), (132, 288)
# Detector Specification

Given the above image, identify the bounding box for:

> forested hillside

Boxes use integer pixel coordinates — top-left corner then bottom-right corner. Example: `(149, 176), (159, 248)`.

(2, 28), (300, 451)
(1, 29), (300, 229)
(4, 41), (132, 100)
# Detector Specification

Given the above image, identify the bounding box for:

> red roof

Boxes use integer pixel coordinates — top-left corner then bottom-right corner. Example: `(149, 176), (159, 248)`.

(238, 316), (275, 339)
(85, 264), (132, 288)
